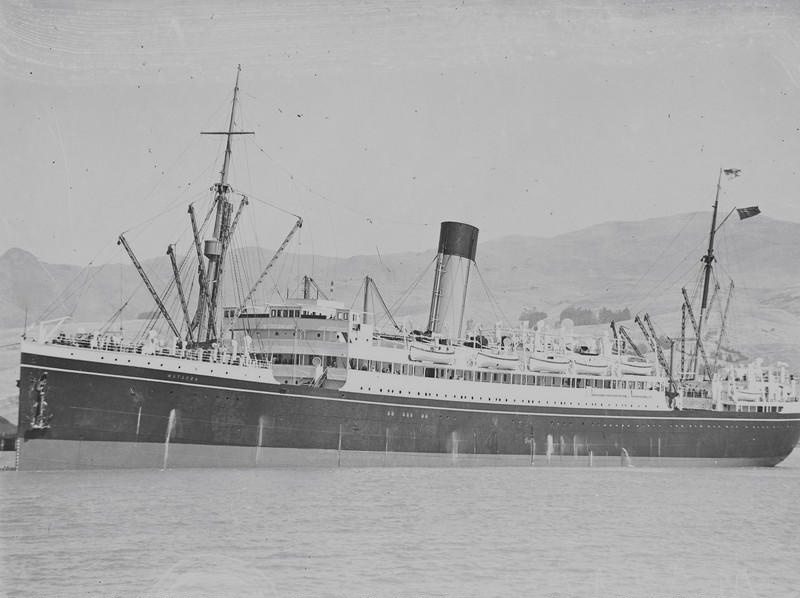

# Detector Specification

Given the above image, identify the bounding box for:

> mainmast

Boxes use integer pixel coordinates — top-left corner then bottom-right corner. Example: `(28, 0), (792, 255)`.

(198, 65), (254, 343)
(699, 169), (723, 323)
(692, 169), (722, 378)
(692, 167), (746, 379)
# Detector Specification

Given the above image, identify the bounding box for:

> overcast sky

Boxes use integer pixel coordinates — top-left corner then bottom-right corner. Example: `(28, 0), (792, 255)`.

(2, 0), (799, 267)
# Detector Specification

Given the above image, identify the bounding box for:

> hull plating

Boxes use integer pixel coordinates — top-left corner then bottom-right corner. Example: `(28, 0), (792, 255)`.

(16, 350), (800, 471)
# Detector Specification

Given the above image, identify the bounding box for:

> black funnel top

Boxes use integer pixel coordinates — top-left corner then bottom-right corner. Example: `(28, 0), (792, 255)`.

(437, 222), (479, 261)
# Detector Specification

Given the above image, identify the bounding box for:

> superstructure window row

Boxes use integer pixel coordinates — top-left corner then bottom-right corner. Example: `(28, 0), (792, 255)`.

(348, 358), (657, 391)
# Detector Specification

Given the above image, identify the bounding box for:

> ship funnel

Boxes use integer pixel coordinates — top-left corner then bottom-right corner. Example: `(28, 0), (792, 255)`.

(426, 221), (479, 338)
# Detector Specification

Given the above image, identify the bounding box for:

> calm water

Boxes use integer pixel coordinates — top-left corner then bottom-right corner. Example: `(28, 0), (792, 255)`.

(2, 452), (799, 598)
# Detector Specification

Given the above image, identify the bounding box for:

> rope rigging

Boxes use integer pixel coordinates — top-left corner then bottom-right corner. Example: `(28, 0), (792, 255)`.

(472, 262), (511, 329)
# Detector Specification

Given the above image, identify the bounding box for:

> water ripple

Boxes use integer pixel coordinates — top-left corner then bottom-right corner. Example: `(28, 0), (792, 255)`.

(2, 453), (799, 597)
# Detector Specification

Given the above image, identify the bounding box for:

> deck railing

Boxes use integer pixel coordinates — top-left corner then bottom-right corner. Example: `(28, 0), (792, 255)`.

(44, 333), (272, 370)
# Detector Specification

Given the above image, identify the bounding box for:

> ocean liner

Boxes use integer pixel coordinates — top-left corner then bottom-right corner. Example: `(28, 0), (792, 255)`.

(14, 70), (800, 470)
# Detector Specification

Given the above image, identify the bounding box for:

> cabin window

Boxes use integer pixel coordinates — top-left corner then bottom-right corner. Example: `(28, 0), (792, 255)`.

(576, 378), (585, 388)
(413, 366), (424, 377)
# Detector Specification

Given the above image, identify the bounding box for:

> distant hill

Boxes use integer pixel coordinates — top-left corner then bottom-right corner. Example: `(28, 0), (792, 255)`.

(1, 211), (799, 374)
(0, 415), (15, 436)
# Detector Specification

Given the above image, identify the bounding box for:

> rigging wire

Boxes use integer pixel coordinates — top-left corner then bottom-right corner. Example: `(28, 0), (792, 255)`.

(473, 262), (511, 326)
(630, 233), (710, 317)
(626, 213), (698, 310)
(248, 136), (433, 228)
(242, 192), (302, 221)
(36, 92), (262, 341)
(110, 91), (230, 241)
(348, 278), (368, 313)
(387, 256), (437, 321)
(37, 234), (122, 322)
(100, 288), (137, 336)
(121, 179), (216, 240)
(237, 222), (258, 306)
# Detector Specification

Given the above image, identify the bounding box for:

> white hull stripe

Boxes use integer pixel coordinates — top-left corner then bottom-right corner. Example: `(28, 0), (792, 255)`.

(21, 362), (800, 423)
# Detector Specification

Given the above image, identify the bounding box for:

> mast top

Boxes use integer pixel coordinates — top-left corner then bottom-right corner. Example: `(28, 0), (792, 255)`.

(699, 167), (738, 312)
(200, 64), (254, 194)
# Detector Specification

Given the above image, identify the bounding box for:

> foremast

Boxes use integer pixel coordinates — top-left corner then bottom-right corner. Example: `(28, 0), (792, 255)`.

(197, 65), (254, 344)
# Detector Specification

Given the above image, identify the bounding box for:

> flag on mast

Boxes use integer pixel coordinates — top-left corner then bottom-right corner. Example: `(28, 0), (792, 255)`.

(723, 168), (741, 178)
(736, 206), (760, 219)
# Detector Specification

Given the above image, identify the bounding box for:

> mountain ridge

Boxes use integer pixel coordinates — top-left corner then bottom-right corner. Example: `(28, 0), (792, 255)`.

(2, 211), (799, 368)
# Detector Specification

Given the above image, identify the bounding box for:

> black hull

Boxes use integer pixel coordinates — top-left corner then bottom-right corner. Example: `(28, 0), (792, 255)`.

(16, 350), (800, 470)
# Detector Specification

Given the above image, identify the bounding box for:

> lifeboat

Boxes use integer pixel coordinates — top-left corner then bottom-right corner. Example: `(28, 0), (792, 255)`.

(619, 355), (654, 376)
(409, 342), (455, 365)
(528, 351), (570, 373)
(475, 350), (519, 370)
(570, 347), (610, 375)
(733, 388), (764, 402)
